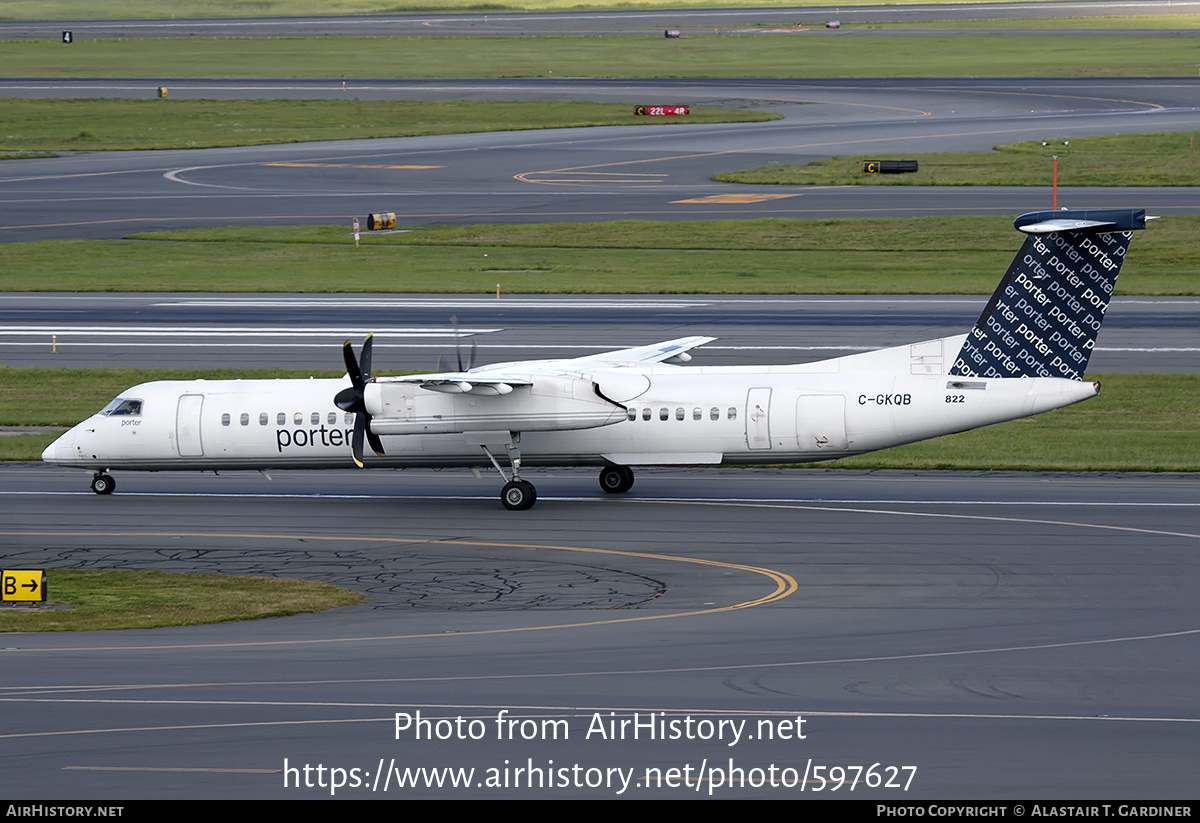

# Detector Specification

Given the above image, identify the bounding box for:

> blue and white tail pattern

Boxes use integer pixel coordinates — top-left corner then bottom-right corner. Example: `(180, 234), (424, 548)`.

(950, 208), (1148, 381)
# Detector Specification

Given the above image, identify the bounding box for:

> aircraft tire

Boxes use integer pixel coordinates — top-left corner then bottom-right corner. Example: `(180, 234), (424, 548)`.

(501, 479), (537, 511)
(599, 465), (635, 494)
(90, 473), (116, 495)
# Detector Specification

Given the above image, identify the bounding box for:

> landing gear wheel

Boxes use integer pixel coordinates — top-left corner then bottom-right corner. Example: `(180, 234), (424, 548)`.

(90, 473), (115, 495)
(599, 465), (634, 494)
(501, 479), (537, 511)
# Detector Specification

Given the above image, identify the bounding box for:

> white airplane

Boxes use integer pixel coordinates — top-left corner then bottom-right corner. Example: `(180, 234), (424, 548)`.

(43, 208), (1147, 510)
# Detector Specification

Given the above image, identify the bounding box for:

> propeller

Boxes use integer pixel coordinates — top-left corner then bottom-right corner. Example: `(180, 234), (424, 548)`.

(451, 315), (478, 372)
(334, 334), (385, 467)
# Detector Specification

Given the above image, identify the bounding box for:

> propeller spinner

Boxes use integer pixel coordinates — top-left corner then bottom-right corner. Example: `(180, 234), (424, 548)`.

(334, 334), (385, 467)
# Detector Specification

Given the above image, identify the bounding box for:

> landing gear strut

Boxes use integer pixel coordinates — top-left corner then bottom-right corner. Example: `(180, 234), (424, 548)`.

(599, 465), (635, 494)
(480, 438), (537, 510)
(90, 472), (115, 495)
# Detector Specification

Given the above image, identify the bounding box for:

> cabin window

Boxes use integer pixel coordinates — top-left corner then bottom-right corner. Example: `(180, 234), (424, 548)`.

(659, 408), (668, 421)
(710, 407), (720, 421)
(221, 413), (231, 427)
(728, 407), (737, 420)
(293, 412), (303, 425)
(675, 408), (684, 421)
(240, 413), (249, 426)
(642, 408), (651, 421)
(260, 413), (268, 426)
(278, 412), (286, 425)
(99, 397), (143, 417)
(311, 412), (320, 425)
(693, 408), (702, 421)
(328, 412), (337, 425)
(344, 412), (354, 425)
(626, 408), (636, 421)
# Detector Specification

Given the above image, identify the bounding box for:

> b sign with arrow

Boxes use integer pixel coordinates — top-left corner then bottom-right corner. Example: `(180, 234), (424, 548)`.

(3, 570), (46, 603)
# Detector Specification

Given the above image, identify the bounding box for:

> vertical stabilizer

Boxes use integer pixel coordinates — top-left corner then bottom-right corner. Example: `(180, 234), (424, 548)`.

(950, 209), (1147, 380)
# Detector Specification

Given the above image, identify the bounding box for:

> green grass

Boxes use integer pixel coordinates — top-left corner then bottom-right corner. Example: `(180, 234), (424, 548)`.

(4, 34), (1199, 79)
(716, 133), (1200, 187)
(0, 368), (349, 426)
(0, 0), (1100, 19)
(0, 152), (55, 162)
(0, 434), (61, 460)
(0, 99), (777, 154)
(4, 217), (1189, 294)
(0, 569), (365, 632)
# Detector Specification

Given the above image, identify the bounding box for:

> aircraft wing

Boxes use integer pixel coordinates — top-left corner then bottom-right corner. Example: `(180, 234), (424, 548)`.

(368, 336), (714, 397)
(565, 336), (717, 368)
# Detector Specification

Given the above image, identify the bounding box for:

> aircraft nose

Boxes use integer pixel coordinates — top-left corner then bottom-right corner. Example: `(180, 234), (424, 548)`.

(41, 428), (75, 465)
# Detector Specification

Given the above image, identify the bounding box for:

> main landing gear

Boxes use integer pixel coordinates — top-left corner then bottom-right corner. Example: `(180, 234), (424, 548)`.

(599, 465), (635, 494)
(480, 441), (636, 510)
(90, 472), (116, 495)
(480, 439), (538, 511)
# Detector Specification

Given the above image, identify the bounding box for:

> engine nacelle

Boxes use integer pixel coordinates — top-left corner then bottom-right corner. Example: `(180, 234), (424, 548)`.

(365, 376), (625, 435)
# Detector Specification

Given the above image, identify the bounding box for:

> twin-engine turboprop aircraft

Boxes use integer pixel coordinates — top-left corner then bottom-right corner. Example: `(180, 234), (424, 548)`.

(43, 209), (1148, 510)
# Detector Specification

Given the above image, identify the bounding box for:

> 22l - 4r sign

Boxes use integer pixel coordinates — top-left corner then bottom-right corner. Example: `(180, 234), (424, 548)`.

(634, 106), (689, 116)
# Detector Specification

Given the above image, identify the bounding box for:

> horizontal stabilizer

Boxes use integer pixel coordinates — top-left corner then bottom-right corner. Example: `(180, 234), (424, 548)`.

(1015, 208), (1147, 235)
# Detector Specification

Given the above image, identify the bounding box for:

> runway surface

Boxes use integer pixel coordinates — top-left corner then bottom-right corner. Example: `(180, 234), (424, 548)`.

(1, 292), (1197, 373)
(3, 465), (1199, 798)
(3, 77), (1199, 241)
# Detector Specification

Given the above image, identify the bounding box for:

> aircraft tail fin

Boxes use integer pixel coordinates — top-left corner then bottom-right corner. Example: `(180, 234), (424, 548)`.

(949, 208), (1148, 380)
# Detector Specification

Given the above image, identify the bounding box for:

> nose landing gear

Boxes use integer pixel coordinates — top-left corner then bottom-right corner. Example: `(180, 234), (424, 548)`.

(90, 472), (116, 495)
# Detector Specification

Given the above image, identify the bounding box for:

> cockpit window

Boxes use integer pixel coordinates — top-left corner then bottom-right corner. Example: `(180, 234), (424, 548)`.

(100, 397), (143, 417)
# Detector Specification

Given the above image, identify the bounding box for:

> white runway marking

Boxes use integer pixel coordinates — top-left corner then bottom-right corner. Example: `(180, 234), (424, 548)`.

(0, 325), (497, 337)
(157, 299), (716, 308)
(5, 490), (1197, 508)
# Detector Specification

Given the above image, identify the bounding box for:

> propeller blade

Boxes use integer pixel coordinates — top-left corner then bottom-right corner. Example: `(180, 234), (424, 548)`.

(452, 315), (464, 372)
(350, 413), (366, 468)
(366, 427), (386, 457)
(338, 334), (381, 466)
(359, 332), (374, 380)
(342, 340), (363, 387)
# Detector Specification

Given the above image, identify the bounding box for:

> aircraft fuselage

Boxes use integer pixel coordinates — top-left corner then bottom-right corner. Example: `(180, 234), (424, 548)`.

(45, 364), (1097, 473)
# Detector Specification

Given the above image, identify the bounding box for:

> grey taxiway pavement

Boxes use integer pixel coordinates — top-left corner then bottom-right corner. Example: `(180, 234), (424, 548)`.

(3, 9), (1199, 799)
(4, 465), (1200, 798)
(2, 77), (1199, 241)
